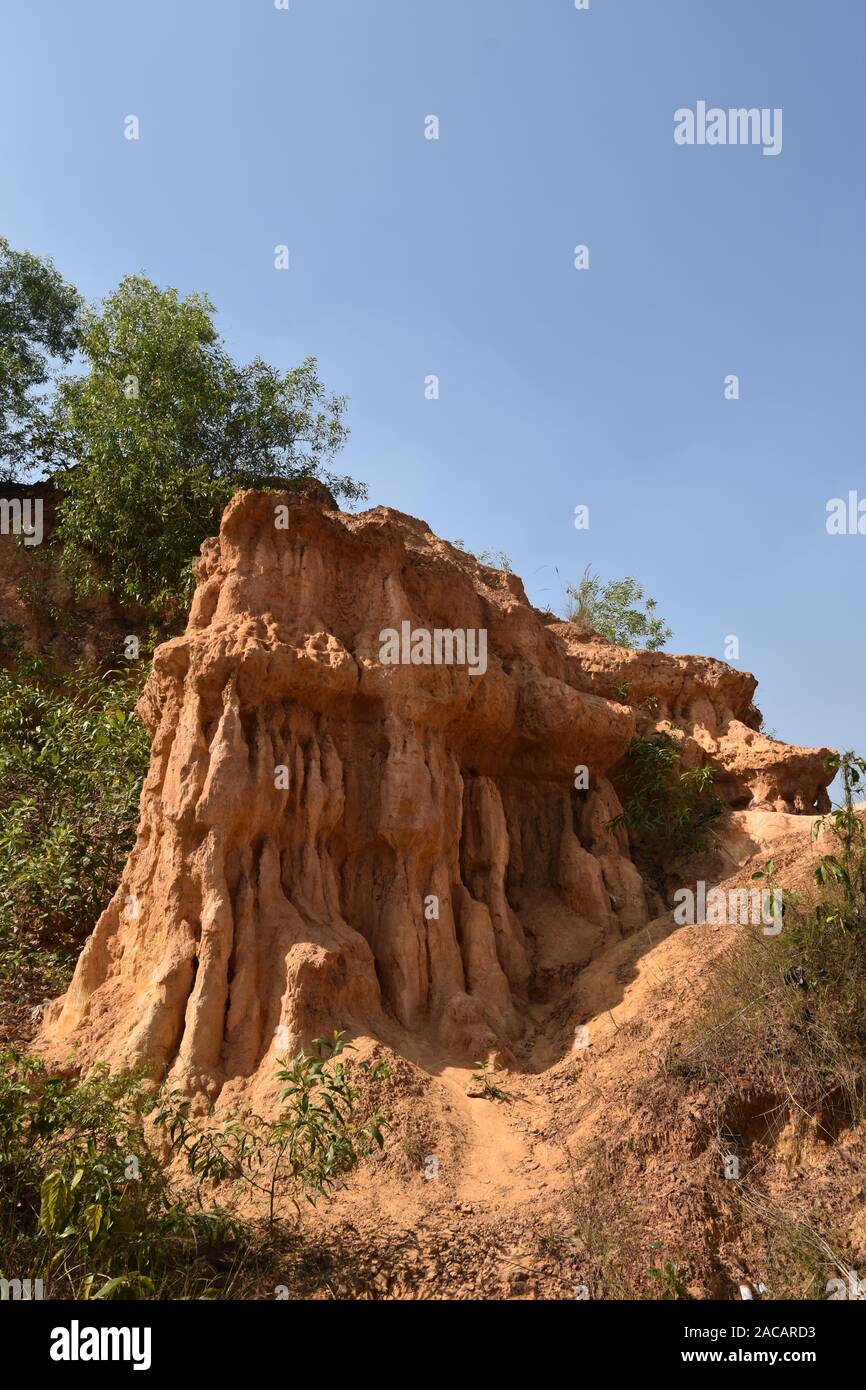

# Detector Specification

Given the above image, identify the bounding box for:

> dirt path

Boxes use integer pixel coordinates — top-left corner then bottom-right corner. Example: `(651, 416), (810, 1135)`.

(435, 1064), (545, 1206)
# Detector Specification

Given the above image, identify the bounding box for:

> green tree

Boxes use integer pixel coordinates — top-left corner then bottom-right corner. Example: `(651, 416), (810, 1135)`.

(49, 276), (365, 609)
(0, 237), (81, 481)
(566, 566), (672, 650)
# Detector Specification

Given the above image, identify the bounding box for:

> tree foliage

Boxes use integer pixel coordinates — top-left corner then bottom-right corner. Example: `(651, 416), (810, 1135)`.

(0, 236), (81, 481)
(48, 275), (364, 609)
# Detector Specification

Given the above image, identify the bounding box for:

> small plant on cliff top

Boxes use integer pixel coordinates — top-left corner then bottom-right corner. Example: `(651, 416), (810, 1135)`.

(451, 538), (514, 572)
(47, 275), (365, 611)
(565, 567), (672, 650)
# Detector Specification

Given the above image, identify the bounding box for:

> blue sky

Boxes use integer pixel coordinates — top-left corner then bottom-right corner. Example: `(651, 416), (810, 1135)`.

(2, 0), (864, 760)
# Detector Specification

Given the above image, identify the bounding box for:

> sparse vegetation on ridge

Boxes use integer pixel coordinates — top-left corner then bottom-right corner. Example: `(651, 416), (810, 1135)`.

(673, 753), (866, 1128)
(565, 566), (672, 650)
(451, 538), (514, 572)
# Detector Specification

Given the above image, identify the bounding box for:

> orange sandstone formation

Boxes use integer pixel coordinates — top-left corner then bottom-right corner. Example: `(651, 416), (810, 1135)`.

(38, 490), (834, 1099)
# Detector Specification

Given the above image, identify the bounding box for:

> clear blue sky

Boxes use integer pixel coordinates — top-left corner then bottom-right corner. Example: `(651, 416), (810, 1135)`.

(2, 0), (864, 760)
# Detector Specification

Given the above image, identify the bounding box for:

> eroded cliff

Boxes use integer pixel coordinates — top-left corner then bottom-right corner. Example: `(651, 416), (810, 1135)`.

(38, 489), (834, 1100)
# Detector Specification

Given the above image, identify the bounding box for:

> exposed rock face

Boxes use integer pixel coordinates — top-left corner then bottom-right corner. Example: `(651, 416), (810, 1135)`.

(38, 491), (834, 1098)
(552, 629), (834, 816)
(0, 480), (146, 665)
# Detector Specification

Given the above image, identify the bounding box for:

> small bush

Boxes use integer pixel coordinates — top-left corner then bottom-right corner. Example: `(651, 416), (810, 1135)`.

(0, 1052), (243, 1299)
(610, 730), (723, 878)
(451, 538), (513, 572)
(0, 652), (150, 957)
(0, 1036), (390, 1299)
(565, 566), (672, 650)
(157, 1031), (389, 1221)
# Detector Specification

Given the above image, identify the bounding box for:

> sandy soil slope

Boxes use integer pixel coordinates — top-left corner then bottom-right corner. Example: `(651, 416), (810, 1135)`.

(289, 810), (866, 1300)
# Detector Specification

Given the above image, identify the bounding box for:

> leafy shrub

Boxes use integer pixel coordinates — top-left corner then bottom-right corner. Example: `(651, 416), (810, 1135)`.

(610, 731), (723, 874)
(811, 751), (866, 931)
(157, 1031), (389, 1220)
(0, 1036), (389, 1298)
(0, 652), (150, 957)
(565, 566), (672, 650)
(0, 1052), (242, 1299)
